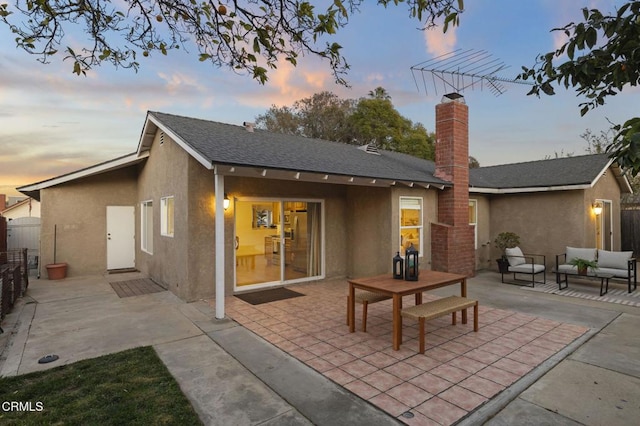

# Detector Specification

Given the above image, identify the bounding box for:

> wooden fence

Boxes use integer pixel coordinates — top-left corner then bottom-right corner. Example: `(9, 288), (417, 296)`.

(621, 204), (640, 257)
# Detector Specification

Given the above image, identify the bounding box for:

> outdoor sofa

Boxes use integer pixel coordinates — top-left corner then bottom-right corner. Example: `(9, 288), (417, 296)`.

(555, 247), (637, 293)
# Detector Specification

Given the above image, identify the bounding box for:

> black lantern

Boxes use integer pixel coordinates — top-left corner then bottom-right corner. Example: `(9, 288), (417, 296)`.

(405, 244), (419, 281)
(393, 252), (404, 279)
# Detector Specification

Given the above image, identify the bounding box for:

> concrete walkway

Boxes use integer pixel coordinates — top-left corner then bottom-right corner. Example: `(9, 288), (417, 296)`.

(0, 271), (638, 425)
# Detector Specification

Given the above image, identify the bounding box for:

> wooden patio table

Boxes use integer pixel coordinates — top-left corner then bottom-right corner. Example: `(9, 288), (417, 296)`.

(348, 271), (468, 350)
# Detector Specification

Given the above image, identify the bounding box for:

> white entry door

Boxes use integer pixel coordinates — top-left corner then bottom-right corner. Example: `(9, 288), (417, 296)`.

(107, 206), (135, 270)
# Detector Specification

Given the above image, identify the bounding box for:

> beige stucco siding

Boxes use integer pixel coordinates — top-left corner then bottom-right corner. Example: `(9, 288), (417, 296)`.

(39, 167), (138, 276)
(136, 133), (191, 299)
(483, 171), (622, 270)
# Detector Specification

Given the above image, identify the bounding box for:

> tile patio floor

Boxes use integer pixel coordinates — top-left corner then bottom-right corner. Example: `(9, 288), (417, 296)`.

(221, 279), (589, 426)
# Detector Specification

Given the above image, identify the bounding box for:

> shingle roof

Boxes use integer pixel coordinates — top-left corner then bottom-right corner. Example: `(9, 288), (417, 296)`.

(148, 111), (450, 186)
(469, 154), (613, 190)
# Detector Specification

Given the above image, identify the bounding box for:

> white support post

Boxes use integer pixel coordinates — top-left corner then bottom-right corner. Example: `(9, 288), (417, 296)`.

(214, 173), (225, 319)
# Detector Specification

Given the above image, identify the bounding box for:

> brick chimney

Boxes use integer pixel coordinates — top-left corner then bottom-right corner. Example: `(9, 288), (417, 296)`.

(431, 93), (475, 276)
(0, 194), (6, 211)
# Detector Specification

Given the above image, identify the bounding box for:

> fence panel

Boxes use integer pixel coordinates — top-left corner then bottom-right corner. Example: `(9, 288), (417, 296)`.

(621, 208), (640, 257)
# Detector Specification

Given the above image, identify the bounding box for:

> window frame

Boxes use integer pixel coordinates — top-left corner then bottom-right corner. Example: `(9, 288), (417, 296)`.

(399, 196), (424, 256)
(469, 199), (478, 249)
(160, 196), (174, 238)
(141, 200), (153, 254)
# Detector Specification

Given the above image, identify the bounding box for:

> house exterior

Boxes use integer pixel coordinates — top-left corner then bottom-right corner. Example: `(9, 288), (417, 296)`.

(18, 94), (631, 311)
(0, 197), (41, 220)
(469, 154), (632, 270)
(20, 96), (478, 310)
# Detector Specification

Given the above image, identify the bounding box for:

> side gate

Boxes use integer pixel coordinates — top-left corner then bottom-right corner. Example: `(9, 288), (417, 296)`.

(7, 217), (41, 271)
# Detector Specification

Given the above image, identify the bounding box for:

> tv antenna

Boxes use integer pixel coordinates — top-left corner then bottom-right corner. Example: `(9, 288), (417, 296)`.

(410, 49), (531, 97)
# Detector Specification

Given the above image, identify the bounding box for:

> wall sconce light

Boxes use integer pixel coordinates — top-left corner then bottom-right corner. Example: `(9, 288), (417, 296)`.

(592, 201), (603, 216)
(223, 194), (230, 210)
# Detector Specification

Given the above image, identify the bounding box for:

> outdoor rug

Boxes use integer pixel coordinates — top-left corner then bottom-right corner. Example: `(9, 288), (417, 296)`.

(235, 287), (305, 305)
(110, 278), (166, 298)
(521, 280), (640, 307)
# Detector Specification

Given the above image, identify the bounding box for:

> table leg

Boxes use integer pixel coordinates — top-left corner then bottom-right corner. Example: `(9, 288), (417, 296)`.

(600, 277), (609, 296)
(415, 293), (422, 305)
(461, 278), (467, 324)
(393, 294), (402, 350)
(348, 284), (355, 333)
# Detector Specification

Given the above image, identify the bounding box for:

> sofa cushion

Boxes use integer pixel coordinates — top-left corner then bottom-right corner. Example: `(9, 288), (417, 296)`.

(597, 250), (632, 270)
(509, 264), (545, 274)
(566, 247), (597, 263)
(596, 267), (630, 279)
(505, 247), (526, 266)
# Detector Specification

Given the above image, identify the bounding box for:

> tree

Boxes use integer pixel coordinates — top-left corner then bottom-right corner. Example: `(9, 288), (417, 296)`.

(368, 87), (391, 100)
(0, 0), (463, 84)
(581, 128), (612, 154)
(255, 89), (435, 160)
(256, 91), (355, 143)
(468, 156), (480, 168)
(520, 2), (640, 175)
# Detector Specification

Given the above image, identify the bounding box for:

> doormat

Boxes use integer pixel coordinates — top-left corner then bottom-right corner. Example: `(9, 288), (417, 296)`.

(110, 278), (166, 298)
(521, 280), (640, 307)
(235, 287), (305, 305)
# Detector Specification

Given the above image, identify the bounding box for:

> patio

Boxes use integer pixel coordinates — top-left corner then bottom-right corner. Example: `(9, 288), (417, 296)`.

(222, 276), (589, 425)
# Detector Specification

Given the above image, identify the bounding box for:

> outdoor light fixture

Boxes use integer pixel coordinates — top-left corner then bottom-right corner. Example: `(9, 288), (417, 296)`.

(404, 244), (419, 281)
(392, 251), (404, 280)
(592, 201), (603, 216)
(223, 194), (230, 210)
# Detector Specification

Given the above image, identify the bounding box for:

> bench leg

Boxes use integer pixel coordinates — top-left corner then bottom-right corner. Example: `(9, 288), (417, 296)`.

(451, 311), (456, 325)
(419, 318), (425, 354)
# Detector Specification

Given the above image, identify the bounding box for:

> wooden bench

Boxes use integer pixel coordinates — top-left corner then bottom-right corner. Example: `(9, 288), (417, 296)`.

(401, 296), (478, 354)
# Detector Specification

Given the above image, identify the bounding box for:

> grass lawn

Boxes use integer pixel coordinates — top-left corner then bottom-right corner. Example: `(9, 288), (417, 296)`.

(0, 346), (202, 425)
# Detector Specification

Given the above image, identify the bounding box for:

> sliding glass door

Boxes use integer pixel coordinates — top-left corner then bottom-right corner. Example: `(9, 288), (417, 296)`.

(234, 199), (323, 289)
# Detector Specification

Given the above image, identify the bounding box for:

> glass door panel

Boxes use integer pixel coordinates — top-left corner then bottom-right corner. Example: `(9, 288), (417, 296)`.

(235, 199), (322, 289)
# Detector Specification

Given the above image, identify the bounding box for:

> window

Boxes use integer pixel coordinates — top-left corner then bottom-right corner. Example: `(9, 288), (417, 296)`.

(161, 196), (174, 237)
(400, 197), (423, 255)
(469, 199), (478, 249)
(141, 200), (153, 253)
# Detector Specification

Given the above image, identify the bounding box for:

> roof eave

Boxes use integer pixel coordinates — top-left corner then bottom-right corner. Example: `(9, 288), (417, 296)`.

(469, 184), (592, 194)
(17, 152), (149, 201)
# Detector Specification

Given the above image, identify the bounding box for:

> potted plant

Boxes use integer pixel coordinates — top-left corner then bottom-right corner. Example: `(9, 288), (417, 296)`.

(494, 232), (520, 273)
(45, 224), (68, 280)
(569, 258), (598, 275)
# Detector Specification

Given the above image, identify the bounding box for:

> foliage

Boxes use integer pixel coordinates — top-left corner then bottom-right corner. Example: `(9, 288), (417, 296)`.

(569, 257), (598, 273)
(469, 156), (480, 168)
(0, 0), (463, 84)
(581, 128), (613, 154)
(255, 88), (436, 160)
(494, 232), (520, 257)
(519, 2), (640, 176)
(0, 346), (201, 425)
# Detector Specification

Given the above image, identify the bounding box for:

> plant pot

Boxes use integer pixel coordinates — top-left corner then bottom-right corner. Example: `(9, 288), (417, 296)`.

(578, 266), (587, 276)
(46, 263), (68, 280)
(496, 258), (510, 273)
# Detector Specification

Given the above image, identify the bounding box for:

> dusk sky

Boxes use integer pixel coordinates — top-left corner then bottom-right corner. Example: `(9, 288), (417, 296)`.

(1, 0), (636, 196)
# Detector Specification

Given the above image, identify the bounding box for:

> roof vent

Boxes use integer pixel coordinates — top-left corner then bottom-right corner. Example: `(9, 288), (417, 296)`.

(159, 131), (165, 145)
(358, 143), (380, 155)
(243, 122), (255, 132)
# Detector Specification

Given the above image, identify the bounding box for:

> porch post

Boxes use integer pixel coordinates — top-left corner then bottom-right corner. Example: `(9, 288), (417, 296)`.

(214, 172), (225, 319)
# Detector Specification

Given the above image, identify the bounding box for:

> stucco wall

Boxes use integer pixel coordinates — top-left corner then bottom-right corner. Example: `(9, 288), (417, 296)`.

(39, 168), (138, 276)
(484, 172), (623, 270)
(136, 133), (191, 299)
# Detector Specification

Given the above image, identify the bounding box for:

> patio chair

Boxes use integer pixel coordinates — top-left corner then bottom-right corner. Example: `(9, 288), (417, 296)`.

(346, 290), (391, 332)
(502, 246), (546, 287)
